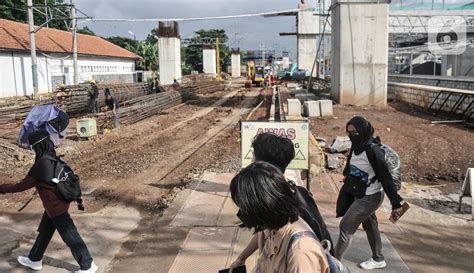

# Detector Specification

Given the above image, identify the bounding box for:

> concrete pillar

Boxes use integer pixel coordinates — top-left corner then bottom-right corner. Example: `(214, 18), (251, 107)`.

(282, 57), (290, 70)
(297, 4), (319, 76)
(203, 45), (216, 75)
(231, 48), (241, 78)
(331, 0), (390, 106)
(282, 51), (290, 69)
(158, 21), (181, 85)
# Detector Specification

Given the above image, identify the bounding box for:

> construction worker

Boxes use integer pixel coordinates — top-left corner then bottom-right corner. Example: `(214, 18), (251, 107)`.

(104, 88), (119, 129)
(172, 78), (180, 89)
(88, 80), (99, 113)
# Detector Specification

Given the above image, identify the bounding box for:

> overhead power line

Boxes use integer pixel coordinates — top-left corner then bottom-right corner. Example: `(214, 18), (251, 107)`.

(80, 8), (304, 23)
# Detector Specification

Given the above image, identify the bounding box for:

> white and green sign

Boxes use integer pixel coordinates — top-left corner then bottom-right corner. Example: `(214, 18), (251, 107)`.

(241, 121), (309, 170)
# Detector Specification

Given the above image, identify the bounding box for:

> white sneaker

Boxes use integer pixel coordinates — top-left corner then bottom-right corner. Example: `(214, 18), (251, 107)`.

(74, 261), (98, 273)
(359, 258), (387, 269)
(17, 256), (43, 271)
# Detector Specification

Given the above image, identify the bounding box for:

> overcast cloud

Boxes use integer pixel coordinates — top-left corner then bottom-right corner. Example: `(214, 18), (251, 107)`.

(75, 0), (320, 59)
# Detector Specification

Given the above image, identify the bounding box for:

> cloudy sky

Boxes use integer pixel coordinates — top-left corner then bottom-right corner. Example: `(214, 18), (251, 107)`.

(75, 0), (323, 59)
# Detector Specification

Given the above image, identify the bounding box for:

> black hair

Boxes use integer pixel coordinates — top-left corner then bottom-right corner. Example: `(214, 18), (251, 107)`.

(104, 88), (111, 96)
(252, 133), (295, 172)
(230, 161), (299, 232)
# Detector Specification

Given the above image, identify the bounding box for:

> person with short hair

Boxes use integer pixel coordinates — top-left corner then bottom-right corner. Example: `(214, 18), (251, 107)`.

(230, 133), (333, 272)
(0, 130), (97, 273)
(104, 88), (120, 129)
(251, 132), (295, 173)
(230, 162), (329, 273)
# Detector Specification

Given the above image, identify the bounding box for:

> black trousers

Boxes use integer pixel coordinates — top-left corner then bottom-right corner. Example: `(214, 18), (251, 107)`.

(28, 212), (93, 270)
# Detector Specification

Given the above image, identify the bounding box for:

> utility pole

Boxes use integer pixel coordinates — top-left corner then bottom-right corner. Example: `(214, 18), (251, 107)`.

(71, 0), (78, 85)
(216, 36), (221, 81)
(27, 0), (39, 98)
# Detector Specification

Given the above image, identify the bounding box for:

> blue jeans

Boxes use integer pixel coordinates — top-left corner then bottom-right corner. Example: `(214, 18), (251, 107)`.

(29, 212), (93, 270)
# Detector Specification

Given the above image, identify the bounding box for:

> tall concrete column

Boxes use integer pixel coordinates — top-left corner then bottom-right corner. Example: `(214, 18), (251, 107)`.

(203, 45), (217, 75)
(297, 4), (319, 76)
(282, 51), (290, 70)
(331, 0), (390, 106)
(158, 21), (181, 85)
(231, 48), (241, 78)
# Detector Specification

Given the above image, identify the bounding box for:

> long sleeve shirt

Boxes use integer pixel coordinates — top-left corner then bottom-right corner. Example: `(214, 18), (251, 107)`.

(0, 175), (69, 218)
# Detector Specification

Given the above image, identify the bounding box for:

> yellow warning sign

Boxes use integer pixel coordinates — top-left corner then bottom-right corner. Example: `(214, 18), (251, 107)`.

(241, 121), (309, 170)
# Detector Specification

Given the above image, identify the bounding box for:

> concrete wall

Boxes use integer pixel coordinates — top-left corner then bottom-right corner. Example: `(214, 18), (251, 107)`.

(203, 49), (217, 76)
(388, 75), (474, 91)
(331, 0), (390, 106)
(0, 51), (136, 98)
(388, 82), (473, 114)
(231, 53), (241, 78)
(158, 37), (182, 85)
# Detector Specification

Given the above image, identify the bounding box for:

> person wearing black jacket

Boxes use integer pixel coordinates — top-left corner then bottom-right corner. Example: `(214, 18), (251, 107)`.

(89, 81), (99, 113)
(334, 116), (405, 270)
(0, 130), (97, 273)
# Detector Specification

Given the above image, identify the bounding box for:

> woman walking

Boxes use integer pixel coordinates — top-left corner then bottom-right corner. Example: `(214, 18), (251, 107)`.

(335, 116), (405, 270)
(0, 130), (97, 273)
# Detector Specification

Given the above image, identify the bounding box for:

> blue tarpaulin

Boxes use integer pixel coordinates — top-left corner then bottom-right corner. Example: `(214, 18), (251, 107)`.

(18, 105), (69, 147)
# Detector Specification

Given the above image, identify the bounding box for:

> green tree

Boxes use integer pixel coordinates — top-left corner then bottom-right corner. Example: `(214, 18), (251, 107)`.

(105, 36), (138, 49)
(145, 27), (160, 44)
(77, 26), (95, 36)
(0, 0), (70, 31)
(126, 41), (158, 72)
(182, 29), (230, 75)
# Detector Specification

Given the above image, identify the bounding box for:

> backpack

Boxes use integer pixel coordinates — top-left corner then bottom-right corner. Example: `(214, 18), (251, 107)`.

(288, 180), (334, 255)
(286, 231), (350, 273)
(43, 155), (83, 203)
(368, 140), (402, 191)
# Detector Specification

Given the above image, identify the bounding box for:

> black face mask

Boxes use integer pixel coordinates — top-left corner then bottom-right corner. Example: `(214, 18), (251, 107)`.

(348, 134), (363, 146)
(237, 210), (257, 228)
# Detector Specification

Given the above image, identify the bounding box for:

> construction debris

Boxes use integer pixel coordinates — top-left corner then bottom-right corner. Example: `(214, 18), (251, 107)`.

(327, 136), (351, 153)
(326, 153), (342, 169)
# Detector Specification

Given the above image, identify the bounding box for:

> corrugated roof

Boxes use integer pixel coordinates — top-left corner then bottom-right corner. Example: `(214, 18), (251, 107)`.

(0, 19), (139, 59)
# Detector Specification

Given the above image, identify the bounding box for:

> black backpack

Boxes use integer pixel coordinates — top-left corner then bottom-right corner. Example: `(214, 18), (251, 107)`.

(288, 180), (334, 255)
(43, 155), (83, 205)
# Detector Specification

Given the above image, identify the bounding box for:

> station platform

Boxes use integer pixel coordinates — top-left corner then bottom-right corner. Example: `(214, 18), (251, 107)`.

(157, 170), (411, 273)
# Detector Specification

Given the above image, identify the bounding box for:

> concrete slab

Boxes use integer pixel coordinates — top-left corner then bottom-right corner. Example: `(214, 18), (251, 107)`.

(169, 249), (231, 273)
(287, 99), (302, 117)
(303, 100), (321, 117)
(170, 172), (232, 227)
(0, 206), (140, 273)
(181, 227), (236, 251)
(328, 227), (410, 273)
(319, 99), (334, 116)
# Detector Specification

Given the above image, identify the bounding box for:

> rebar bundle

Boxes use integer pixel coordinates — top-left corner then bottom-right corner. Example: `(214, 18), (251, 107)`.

(90, 91), (184, 129)
(57, 83), (149, 116)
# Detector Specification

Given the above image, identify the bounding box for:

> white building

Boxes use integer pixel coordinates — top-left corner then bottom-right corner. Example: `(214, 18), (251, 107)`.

(0, 19), (139, 98)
